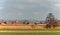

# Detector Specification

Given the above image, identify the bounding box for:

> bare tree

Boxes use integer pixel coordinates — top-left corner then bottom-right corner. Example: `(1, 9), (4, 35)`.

(45, 13), (57, 29)
(31, 22), (37, 29)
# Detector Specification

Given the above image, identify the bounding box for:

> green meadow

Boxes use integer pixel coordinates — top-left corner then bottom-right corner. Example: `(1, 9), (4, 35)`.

(0, 32), (60, 35)
(0, 29), (60, 35)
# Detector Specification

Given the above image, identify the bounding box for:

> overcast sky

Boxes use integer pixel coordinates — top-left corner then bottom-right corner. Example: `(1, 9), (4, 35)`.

(0, 0), (60, 21)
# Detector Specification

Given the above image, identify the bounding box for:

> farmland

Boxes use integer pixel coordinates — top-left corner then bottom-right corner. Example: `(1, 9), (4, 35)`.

(0, 32), (60, 35)
(0, 29), (60, 35)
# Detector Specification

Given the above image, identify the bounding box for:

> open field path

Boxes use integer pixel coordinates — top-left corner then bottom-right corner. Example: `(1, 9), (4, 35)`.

(0, 29), (60, 32)
(0, 30), (60, 32)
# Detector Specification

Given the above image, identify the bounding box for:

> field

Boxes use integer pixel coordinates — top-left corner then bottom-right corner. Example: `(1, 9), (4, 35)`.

(0, 29), (60, 35)
(0, 32), (60, 35)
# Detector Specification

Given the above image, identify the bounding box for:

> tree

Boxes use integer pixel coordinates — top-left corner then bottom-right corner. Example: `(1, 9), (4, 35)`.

(31, 22), (37, 29)
(45, 13), (57, 29)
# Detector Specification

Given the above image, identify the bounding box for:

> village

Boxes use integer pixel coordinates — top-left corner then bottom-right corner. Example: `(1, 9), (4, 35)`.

(0, 13), (60, 29)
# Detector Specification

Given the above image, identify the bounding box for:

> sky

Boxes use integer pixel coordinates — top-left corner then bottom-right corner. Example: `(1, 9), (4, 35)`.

(0, 0), (60, 21)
